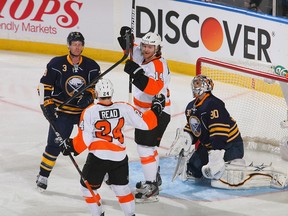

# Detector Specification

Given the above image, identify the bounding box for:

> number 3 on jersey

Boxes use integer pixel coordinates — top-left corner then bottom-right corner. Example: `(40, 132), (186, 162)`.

(95, 117), (124, 144)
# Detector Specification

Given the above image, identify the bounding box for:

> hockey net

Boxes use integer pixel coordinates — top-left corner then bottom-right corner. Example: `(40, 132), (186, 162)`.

(196, 57), (288, 154)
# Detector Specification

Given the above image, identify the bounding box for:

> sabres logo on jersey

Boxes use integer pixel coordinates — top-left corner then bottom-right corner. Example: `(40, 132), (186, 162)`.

(65, 76), (86, 96)
(189, 116), (201, 137)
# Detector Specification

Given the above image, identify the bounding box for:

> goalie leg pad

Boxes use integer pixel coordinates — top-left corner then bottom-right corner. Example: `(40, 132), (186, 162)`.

(280, 136), (288, 161)
(211, 161), (288, 189)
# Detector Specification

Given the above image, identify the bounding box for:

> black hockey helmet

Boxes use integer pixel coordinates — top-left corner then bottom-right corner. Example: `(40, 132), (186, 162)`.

(67, 32), (85, 46)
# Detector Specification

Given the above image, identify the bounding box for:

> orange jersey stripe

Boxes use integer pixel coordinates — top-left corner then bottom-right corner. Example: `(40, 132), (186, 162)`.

(134, 97), (171, 109)
(117, 193), (135, 203)
(154, 150), (158, 157)
(142, 110), (157, 130)
(89, 140), (126, 152)
(73, 127), (88, 154)
(140, 155), (156, 165)
(143, 60), (164, 95)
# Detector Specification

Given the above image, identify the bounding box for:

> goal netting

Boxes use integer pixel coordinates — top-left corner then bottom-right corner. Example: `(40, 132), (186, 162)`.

(196, 57), (288, 155)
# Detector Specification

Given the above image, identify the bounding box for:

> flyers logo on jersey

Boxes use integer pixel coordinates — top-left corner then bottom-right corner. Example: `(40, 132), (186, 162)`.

(189, 116), (201, 137)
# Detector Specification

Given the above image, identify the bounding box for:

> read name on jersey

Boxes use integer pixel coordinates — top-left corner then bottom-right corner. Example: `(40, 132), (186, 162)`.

(99, 109), (120, 119)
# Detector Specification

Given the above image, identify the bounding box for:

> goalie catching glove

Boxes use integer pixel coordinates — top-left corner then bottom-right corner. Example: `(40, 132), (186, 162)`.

(167, 128), (193, 156)
(151, 94), (165, 116)
(60, 138), (79, 156)
(202, 149), (225, 180)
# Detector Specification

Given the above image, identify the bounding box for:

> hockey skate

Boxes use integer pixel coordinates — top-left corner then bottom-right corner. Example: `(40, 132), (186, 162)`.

(36, 174), (48, 192)
(135, 181), (159, 203)
(136, 166), (162, 192)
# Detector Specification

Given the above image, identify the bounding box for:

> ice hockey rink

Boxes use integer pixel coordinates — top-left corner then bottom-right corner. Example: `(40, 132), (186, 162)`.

(0, 50), (288, 216)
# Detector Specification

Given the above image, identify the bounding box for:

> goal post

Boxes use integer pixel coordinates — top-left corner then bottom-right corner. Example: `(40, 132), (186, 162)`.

(196, 57), (288, 153)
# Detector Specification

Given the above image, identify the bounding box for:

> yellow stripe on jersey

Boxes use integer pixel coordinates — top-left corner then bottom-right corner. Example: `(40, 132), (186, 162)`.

(209, 123), (230, 137)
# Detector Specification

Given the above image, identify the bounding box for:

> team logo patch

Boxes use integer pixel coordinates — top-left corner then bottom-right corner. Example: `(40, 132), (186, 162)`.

(66, 76), (86, 96)
(189, 116), (201, 137)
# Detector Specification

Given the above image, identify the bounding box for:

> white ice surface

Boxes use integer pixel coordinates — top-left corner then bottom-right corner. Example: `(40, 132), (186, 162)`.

(0, 51), (287, 216)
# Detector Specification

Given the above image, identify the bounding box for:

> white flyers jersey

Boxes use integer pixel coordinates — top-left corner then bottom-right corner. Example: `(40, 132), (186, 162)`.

(132, 46), (171, 114)
(72, 101), (157, 161)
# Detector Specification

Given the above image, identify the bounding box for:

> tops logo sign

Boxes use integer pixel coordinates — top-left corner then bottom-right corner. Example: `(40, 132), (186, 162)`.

(135, 6), (272, 63)
(0, 0), (83, 28)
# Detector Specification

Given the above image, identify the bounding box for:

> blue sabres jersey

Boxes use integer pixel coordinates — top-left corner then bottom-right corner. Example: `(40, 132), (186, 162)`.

(40, 55), (100, 115)
(184, 93), (242, 150)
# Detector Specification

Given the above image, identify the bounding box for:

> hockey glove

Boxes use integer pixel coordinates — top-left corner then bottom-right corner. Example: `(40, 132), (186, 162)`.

(60, 138), (79, 156)
(77, 90), (94, 108)
(151, 94), (166, 116)
(202, 149), (225, 180)
(124, 60), (145, 79)
(42, 98), (57, 121)
(117, 26), (134, 50)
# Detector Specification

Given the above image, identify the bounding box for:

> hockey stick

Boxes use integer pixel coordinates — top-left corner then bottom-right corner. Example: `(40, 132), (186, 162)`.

(128, 0), (136, 103)
(39, 84), (101, 206)
(58, 31), (131, 110)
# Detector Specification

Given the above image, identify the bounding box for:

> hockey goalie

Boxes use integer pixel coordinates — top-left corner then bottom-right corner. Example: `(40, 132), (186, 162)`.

(167, 75), (288, 189)
(169, 128), (288, 189)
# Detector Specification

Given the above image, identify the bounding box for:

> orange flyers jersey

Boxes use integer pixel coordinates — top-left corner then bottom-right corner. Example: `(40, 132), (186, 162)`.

(72, 101), (158, 161)
(132, 46), (171, 114)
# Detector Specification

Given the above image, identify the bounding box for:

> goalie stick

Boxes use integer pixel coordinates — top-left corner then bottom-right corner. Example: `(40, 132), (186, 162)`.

(39, 84), (101, 206)
(58, 31), (131, 110)
(172, 147), (195, 182)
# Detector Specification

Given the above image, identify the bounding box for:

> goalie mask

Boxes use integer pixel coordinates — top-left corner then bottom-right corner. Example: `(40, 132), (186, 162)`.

(67, 32), (85, 46)
(141, 32), (162, 57)
(191, 75), (214, 98)
(95, 78), (114, 98)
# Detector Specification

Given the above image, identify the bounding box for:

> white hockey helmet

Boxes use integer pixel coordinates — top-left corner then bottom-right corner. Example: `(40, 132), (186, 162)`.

(141, 32), (162, 47)
(95, 78), (114, 98)
(191, 75), (214, 97)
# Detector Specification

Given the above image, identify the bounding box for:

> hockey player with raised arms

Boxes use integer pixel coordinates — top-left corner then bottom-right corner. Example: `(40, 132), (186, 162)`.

(59, 78), (166, 216)
(36, 32), (101, 191)
(118, 27), (171, 202)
